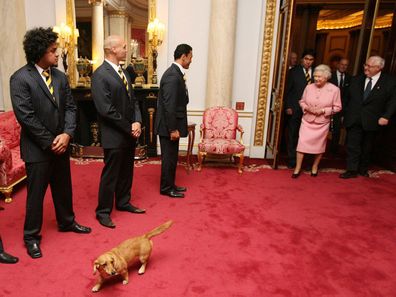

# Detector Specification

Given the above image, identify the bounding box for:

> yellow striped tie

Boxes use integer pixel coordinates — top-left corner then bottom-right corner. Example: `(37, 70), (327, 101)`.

(305, 69), (311, 84)
(118, 66), (129, 92)
(42, 70), (55, 98)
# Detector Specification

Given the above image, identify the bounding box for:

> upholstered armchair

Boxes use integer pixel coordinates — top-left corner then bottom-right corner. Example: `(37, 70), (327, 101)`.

(197, 106), (245, 174)
(0, 111), (26, 203)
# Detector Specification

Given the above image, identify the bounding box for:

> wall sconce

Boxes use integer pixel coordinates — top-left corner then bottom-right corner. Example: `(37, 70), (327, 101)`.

(147, 18), (165, 85)
(53, 23), (79, 74)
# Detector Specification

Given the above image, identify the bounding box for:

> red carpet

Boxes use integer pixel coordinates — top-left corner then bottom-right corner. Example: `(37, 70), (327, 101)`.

(1, 158), (396, 296)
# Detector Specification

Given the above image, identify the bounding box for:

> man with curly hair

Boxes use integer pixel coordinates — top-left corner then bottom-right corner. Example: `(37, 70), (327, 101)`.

(10, 27), (91, 259)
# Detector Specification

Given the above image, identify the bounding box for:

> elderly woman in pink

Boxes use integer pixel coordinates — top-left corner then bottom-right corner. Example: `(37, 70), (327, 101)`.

(292, 64), (342, 178)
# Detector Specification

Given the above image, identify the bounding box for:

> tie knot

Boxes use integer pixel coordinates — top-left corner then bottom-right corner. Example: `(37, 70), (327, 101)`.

(118, 66), (123, 74)
(42, 70), (50, 78)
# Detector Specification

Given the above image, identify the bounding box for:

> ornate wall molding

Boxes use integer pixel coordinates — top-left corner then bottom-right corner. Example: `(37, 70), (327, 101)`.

(254, 0), (276, 146)
(66, 0), (77, 87)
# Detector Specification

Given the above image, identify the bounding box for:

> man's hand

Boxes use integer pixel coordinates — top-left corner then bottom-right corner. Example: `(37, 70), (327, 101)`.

(170, 130), (180, 141)
(131, 122), (141, 138)
(378, 117), (389, 126)
(51, 133), (71, 155)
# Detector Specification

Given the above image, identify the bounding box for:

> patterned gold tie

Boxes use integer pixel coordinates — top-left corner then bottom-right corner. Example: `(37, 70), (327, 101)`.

(118, 66), (129, 92)
(42, 69), (55, 99)
(305, 69), (311, 84)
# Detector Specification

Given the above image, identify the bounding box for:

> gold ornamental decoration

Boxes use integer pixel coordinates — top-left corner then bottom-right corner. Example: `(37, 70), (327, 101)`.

(254, 0), (276, 146)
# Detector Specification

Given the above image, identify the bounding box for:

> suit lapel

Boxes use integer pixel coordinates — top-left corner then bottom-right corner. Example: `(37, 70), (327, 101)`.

(51, 69), (61, 106)
(28, 65), (58, 107)
(363, 73), (384, 103)
(104, 61), (129, 95)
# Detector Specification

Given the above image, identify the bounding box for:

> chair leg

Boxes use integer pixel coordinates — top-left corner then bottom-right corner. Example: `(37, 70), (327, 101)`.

(238, 154), (244, 174)
(197, 152), (205, 172)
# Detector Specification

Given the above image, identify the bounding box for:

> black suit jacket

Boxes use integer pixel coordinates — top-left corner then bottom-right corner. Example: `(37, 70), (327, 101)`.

(155, 63), (189, 137)
(284, 64), (314, 118)
(10, 64), (76, 162)
(91, 61), (142, 149)
(329, 71), (351, 110)
(343, 73), (396, 131)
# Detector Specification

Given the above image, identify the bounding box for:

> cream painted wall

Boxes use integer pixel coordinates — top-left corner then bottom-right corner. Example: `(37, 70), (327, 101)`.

(0, 0), (27, 111)
(156, 0), (267, 157)
(24, 0), (55, 28)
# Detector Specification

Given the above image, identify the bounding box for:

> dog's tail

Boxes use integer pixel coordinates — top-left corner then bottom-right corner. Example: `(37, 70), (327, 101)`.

(144, 220), (173, 239)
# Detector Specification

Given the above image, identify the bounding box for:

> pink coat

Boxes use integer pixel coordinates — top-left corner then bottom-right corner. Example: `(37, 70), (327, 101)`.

(299, 82), (342, 123)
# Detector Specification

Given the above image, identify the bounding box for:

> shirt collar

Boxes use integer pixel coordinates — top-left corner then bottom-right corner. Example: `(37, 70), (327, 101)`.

(173, 62), (186, 76)
(368, 71), (381, 82)
(35, 64), (48, 75)
(105, 59), (121, 73)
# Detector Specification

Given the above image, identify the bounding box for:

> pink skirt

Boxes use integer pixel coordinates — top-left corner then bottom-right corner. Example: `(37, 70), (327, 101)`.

(296, 118), (329, 154)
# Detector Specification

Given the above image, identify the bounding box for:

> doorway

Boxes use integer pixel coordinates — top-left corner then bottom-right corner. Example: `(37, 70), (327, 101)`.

(266, 0), (396, 171)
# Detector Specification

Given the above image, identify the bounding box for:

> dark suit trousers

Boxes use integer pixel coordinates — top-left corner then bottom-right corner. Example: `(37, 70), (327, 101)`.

(159, 136), (179, 192)
(330, 113), (342, 153)
(346, 125), (376, 172)
(24, 154), (75, 244)
(287, 115), (302, 166)
(0, 236), (4, 252)
(96, 146), (135, 219)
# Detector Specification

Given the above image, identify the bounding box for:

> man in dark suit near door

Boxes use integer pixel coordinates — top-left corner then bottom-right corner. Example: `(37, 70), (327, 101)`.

(340, 56), (396, 178)
(155, 44), (193, 198)
(10, 27), (91, 259)
(284, 49), (315, 168)
(329, 58), (351, 154)
(91, 35), (145, 229)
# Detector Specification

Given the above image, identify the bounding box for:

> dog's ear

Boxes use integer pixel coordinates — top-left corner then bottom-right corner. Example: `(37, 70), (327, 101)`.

(93, 261), (99, 275)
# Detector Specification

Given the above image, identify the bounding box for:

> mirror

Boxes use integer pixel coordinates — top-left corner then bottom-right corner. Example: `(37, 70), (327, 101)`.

(74, 0), (151, 75)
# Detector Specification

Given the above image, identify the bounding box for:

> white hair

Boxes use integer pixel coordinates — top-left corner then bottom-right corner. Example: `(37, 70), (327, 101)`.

(368, 56), (385, 69)
(314, 64), (332, 80)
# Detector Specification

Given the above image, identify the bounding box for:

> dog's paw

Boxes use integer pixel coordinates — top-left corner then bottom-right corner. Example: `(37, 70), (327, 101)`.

(122, 280), (129, 285)
(92, 285), (100, 292)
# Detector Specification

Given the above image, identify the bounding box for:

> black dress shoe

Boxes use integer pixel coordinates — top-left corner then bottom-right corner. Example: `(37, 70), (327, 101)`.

(160, 190), (185, 198)
(174, 186), (187, 192)
(0, 251), (19, 264)
(59, 222), (92, 234)
(0, 206), (4, 211)
(311, 171), (318, 177)
(291, 171), (300, 178)
(339, 170), (358, 179)
(26, 243), (42, 259)
(97, 217), (116, 229)
(359, 170), (369, 177)
(117, 204), (146, 214)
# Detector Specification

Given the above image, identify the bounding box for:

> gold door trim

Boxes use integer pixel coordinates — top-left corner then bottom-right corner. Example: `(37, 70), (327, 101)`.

(254, 0), (277, 146)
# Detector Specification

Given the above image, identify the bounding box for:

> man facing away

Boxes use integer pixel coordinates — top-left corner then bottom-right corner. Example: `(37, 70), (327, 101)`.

(10, 27), (91, 259)
(340, 56), (396, 178)
(284, 49), (315, 168)
(91, 35), (145, 229)
(329, 58), (352, 154)
(155, 44), (193, 198)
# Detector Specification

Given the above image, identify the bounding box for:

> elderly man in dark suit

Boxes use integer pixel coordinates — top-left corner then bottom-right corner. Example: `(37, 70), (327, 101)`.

(10, 27), (91, 259)
(155, 44), (193, 198)
(91, 35), (145, 229)
(340, 56), (396, 178)
(284, 49), (315, 168)
(329, 58), (352, 154)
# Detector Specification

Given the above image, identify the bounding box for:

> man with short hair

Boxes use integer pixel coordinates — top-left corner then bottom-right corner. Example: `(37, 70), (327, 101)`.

(284, 49), (315, 168)
(340, 56), (396, 178)
(329, 58), (351, 154)
(91, 35), (145, 228)
(155, 44), (193, 198)
(10, 27), (91, 259)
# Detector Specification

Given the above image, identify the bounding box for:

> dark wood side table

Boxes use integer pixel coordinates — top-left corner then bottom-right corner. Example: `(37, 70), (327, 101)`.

(186, 122), (196, 172)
